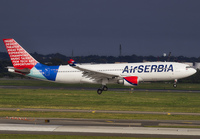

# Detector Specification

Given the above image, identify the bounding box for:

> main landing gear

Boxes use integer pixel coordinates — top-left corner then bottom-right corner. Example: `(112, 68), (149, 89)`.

(173, 79), (178, 88)
(97, 85), (108, 95)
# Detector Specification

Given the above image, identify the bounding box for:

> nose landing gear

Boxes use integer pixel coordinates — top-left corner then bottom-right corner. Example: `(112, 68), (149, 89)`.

(173, 79), (177, 88)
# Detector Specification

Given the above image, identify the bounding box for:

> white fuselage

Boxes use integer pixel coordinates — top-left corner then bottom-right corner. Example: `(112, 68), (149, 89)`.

(54, 62), (196, 84)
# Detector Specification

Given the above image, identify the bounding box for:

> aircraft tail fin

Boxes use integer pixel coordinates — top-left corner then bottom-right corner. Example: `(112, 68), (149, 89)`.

(3, 39), (38, 69)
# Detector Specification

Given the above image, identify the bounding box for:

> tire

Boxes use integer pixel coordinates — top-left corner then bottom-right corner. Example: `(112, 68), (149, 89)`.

(173, 84), (177, 88)
(102, 86), (108, 91)
(97, 89), (102, 95)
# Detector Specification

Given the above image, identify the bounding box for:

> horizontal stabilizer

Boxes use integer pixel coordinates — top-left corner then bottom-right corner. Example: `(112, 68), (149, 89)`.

(7, 66), (30, 74)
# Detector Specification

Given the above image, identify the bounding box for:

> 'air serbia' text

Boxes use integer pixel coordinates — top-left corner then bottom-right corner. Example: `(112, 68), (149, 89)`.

(122, 64), (173, 73)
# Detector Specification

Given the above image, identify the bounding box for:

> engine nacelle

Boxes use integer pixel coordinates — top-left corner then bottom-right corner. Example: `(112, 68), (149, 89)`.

(118, 76), (139, 86)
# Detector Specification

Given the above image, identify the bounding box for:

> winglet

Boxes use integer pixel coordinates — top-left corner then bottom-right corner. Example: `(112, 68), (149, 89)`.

(68, 59), (77, 66)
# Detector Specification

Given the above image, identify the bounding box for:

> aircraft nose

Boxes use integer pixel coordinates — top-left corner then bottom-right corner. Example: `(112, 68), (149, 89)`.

(193, 68), (197, 74)
(190, 68), (197, 75)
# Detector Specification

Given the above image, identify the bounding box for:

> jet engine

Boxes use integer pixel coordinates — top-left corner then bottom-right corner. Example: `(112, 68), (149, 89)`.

(117, 76), (139, 86)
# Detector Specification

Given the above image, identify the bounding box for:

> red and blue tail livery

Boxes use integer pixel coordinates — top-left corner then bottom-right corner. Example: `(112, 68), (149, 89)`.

(3, 39), (197, 95)
(3, 39), (38, 69)
(3, 39), (58, 81)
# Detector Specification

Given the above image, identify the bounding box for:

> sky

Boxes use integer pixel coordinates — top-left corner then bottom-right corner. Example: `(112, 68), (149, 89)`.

(0, 0), (200, 57)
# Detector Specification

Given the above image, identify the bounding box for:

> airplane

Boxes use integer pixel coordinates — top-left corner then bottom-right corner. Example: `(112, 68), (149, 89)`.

(3, 38), (197, 95)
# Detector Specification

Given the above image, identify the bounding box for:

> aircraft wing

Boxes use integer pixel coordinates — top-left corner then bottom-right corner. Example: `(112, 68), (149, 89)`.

(68, 59), (119, 81)
(73, 65), (119, 81)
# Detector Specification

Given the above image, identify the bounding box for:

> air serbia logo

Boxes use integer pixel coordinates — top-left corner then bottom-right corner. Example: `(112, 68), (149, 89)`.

(122, 64), (173, 73)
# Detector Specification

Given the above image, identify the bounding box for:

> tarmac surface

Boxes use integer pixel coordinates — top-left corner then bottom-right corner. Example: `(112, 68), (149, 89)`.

(0, 118), (200, 138)
(1, 85), (200, 93)
(1, 107), (200, 138)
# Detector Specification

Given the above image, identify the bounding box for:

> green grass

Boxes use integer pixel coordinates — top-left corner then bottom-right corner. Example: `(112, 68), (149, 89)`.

(0, 79), (200, 120)
(0, 89), (200, 113)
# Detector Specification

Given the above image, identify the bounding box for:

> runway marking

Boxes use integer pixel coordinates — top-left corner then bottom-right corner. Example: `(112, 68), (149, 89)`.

(106, 121), (113, 123)
(159, 123), (200, 127)
(183, 122), (193, 124)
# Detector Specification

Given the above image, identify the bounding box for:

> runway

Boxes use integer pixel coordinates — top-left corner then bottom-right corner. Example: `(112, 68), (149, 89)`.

(1, 118), (200, 138)
(1, 85), (200, 93)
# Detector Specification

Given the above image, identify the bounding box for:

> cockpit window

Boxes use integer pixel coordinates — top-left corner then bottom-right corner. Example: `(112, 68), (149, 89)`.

(186, 66), (193, 68)
(186, 66), (193, 69)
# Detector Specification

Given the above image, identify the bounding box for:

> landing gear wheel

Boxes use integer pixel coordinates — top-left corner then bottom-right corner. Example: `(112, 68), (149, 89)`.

(97, 89), (103, 95)
(173, 84), (177, 88)
(173, 79), (178, 88)
(102, 86), (108, 91)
